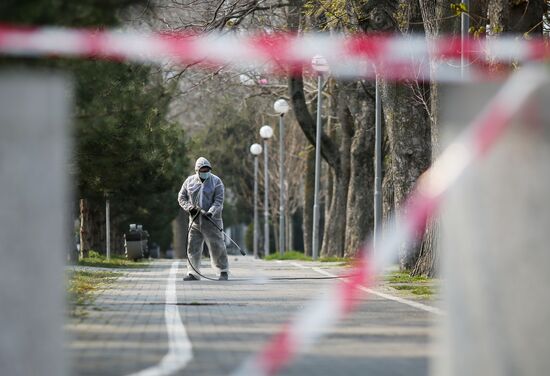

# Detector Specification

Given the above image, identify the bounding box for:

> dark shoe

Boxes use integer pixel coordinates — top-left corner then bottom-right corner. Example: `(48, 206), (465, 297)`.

(183, 274), (199, 281)
(218, 272), (228, 281)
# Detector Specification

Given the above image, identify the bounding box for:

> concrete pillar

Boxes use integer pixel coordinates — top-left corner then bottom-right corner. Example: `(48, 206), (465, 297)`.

(437, 82), (550, 375)
(0, 71), (71, 376)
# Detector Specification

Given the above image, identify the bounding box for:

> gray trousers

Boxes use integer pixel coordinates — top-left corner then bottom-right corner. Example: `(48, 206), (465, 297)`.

(186, 219), (229, 278)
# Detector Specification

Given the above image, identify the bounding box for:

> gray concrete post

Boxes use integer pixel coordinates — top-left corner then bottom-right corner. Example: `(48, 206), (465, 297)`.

(0, 71), (71, 376)
(437, 82), (550, 375)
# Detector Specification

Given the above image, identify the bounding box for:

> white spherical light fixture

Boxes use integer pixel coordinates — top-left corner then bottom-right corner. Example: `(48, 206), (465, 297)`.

(273, 99), (290, 115)
(259, 125), (273, 139)
(250, 143), (263, 155)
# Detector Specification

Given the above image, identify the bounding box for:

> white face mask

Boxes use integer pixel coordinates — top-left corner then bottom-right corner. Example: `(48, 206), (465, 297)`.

(199, 171), (211, 180)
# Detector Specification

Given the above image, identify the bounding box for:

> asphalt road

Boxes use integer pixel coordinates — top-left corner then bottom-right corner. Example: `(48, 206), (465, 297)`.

(66, 257), (440, 376)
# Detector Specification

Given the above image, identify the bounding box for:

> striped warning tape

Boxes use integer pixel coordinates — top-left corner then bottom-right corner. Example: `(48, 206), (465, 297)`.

(1, 24), (549, 80)
(1, 23), (547, 374)
(231, 65), (548, 375)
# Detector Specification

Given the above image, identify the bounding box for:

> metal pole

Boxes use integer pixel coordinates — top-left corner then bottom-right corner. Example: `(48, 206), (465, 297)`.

(106, 198), (111, 260)
(461, 0), (470, 79)
(373, 76), (383, 252)
(253, 156), (259, 258)
(279, 114), (285, 255)
(312, 74), (323, 260)
(263, 140), (270, 257)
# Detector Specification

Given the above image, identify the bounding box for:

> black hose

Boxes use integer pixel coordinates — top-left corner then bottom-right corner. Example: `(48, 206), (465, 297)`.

(185, 210), (345, 281)
(186, 210), (220, 282)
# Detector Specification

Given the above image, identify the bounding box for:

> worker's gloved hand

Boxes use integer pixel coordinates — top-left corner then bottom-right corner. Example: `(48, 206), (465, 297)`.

(189, 205), (200, 216)
(205, 212), (213, 218)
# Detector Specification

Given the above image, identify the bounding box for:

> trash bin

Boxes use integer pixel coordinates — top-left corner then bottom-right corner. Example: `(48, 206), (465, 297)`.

(124, 224), (143, 261)
(149, 242), (160, 259)
(165, 244), (174, 259)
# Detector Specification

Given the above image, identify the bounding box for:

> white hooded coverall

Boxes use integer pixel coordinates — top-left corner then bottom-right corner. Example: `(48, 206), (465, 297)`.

(178, 157), (229, 278)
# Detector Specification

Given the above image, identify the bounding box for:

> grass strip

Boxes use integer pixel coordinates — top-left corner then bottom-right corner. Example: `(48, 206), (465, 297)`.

(264, 250), (351, 263)
(78, 250), (149, 269)
(67, 269), (121, 317)
(265, 251), (311, 261)
(385, 271), (435, 297)
(385, 271), (430, 284)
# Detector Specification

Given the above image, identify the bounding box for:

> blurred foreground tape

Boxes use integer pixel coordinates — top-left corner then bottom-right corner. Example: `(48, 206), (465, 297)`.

(438, 80), (550, 375)
(233, 67), (549, 376)
(2, 24), (550, 81)
(0, 72), (71, 376)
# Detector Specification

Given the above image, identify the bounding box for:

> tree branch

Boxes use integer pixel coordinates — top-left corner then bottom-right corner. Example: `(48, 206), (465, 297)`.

(289, 73), (340, 170)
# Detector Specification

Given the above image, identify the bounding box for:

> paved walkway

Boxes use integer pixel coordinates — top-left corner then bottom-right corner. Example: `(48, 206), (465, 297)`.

(66, 257), (440, 376)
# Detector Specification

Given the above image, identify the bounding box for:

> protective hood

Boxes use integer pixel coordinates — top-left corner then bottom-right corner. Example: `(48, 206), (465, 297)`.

(194, 157), (212, 172)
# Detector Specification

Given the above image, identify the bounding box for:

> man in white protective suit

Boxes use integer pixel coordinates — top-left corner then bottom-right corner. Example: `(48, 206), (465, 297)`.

(178, 157), (229, 281)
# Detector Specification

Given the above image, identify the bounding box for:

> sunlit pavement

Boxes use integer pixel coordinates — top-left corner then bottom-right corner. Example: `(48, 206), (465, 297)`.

(66, 257), (440, 376)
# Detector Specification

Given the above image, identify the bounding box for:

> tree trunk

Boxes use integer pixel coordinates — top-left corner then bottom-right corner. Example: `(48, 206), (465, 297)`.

(413, 0), (544, 276)
(112, 229), (124, 256)
(488, 0), (510, 33)
(469, 0), (490, 31)
(488, 0), (545, 34)
(381, 81), (431, 270)
(286, 0), (347, 257)
(319, 82), (352, 258)
(79, 198), (91, 258)
(79, 198), (103, 257)
(412, 0), (460, 276)
(289, 74), (347, 257)
(509, 0), (545, 34)
(413, 80), (442, 276)
(324, 165), (334, 228)
(357, 1), (432, 269)
(343, 81), (376, 257)
(286, 209), (293, 251)
(273, 219), (280, 254)
(320, 170), (349, 257)
(412, 219), (439, 277)
(382, 152), (394, 224)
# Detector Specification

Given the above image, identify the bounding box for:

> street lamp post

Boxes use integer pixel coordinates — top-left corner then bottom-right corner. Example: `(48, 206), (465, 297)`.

(250, 143), (263, 258)
(311, 55), (329, 260)
(105, 197), (111, 260)
(260, 125), (273, 257)
(273, 98), (290, 255)
(104, 191), (112, 260)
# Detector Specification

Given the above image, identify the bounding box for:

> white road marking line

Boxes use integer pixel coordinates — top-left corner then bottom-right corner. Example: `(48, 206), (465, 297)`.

(126, 261), (193, 376)
(294, 262), (444, 316)
(311, 267), (335, 276)
(291, 262), (309, 269)
(357, 286), (444, 315)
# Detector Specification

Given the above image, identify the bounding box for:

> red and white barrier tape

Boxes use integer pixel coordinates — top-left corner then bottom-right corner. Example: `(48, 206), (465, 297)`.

(231, 66), (548, 376)
(1, 24), (550, 81)
(2, 23), (547, 374)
